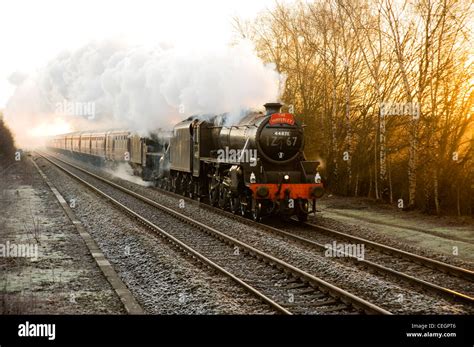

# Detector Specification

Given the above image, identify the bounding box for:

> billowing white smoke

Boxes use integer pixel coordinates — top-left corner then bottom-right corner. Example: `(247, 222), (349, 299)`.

(4, 39), (283, 147)
(104, 163), (153, 187)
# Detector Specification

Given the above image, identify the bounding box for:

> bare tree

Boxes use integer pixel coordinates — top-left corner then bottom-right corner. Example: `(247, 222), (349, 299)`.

(236, 0), (473, 216)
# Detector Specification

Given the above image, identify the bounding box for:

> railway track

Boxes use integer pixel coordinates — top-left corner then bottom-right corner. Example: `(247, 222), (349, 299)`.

(178, 198), (474, 305)
(37, 151), (390, 315)
(199, 205), (474, 304)
(257, 220), (474, 304)
(126, 162), (474, 306)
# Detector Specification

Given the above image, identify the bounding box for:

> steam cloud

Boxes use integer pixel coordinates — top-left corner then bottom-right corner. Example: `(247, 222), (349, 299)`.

(4, 39), (283, 147)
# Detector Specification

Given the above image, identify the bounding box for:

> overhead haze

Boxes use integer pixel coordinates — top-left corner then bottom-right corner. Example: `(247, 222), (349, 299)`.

(4, 39), (283, 147)
(0, 0), (285, 147)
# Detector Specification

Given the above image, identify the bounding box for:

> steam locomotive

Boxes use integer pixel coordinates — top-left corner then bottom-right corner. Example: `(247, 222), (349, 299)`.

(48, 102), (324, 221)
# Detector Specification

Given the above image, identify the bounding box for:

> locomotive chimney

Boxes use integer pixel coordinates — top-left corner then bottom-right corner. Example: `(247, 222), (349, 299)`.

(263, 102), (283, 116)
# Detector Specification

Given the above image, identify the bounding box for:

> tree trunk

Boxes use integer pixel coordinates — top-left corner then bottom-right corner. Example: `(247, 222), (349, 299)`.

(388, 155), (393, 204)
(331, 74), (338, 192)
(379, 110), (388, 201)
(456, 186), (461, 217)
(408, 119), (418, 208)
(354, 171), (359, 197)
(434, 168), (440, 215)
(345, 64), (352, 194)
(374, 122), (380, 200)
(368, 168), (373, 198)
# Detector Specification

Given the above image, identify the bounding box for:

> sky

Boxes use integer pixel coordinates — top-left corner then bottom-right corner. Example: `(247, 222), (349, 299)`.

(0, 0), (281, 109)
